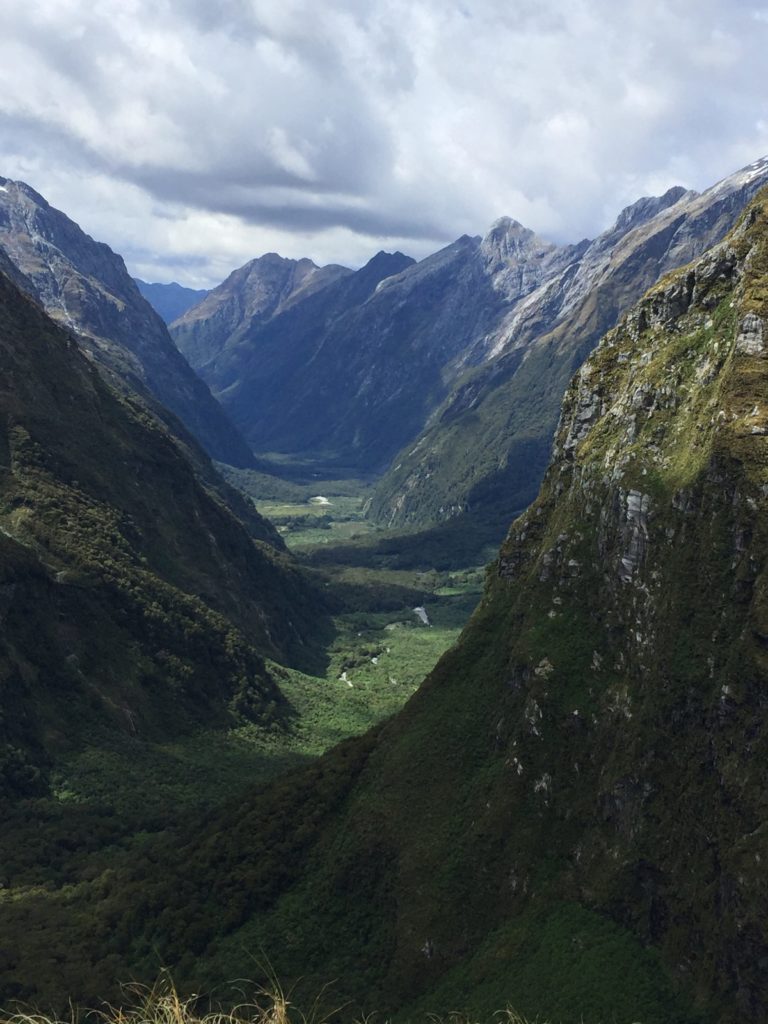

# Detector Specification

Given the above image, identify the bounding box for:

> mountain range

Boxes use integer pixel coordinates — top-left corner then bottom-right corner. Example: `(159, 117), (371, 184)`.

(164, 159), (768, 548)
(4, 175), (768, 1023)
(4, 153), (768, 1024)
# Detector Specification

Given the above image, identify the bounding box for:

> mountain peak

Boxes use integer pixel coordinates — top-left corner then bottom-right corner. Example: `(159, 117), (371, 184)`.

(487, 214), (531, 236)
(359, 249), (415, 280)
(612, 184), (693, 235)
(0, 177), (256, 467)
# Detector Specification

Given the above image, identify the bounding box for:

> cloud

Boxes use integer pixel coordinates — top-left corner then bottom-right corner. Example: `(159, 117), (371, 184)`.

(1, 0), (767, 285)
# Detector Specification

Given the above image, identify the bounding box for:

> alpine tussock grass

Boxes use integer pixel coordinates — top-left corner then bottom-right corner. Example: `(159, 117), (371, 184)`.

(0, 975), (546, 1024)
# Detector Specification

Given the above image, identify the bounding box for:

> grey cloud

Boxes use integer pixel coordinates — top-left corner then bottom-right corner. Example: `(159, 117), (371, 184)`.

(1, 0), (768, 284)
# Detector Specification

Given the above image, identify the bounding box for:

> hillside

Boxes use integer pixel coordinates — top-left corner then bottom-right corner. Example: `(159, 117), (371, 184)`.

(18, 185), (768, 1024)
(0, 266), (325, 798)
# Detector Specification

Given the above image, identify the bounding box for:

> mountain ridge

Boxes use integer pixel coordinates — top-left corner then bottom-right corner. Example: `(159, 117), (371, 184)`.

(0, 266), (327, 797)
(369, 157), (768, 536)
(135, 279), (209, 324)
(0, 176), (256, 469)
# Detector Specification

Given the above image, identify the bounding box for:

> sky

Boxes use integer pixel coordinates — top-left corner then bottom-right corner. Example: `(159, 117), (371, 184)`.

(1, 0), (768, 288)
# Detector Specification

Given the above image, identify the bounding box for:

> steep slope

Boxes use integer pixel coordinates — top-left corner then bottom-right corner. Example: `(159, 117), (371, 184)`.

(370, 158), (768, 533)
(31, 188), (768, 1023)
(0, 266), (324, 797)
(135, 279), (208, 324)
(171, 253), (352, 370)
(176, 250), (423, 472)
(0, 177), (255, 468)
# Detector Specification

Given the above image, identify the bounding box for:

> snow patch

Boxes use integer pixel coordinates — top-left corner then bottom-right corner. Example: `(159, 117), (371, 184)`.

(413, 605), (430, 626)
(309, 495), (331, 505)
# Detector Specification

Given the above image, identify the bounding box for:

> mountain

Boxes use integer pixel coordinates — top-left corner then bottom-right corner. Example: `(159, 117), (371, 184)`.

(0, 264), (324, 799)
(0, 177), (256, 468)
(171, 231), (586, 475)
(369, 159), (768, 534)
(9, 188), (768, 1022)
(134, 279), (208, 324)
(171, 252), (352, 371)
(172, 250), (427, 473)
(172, 163), (767, 497)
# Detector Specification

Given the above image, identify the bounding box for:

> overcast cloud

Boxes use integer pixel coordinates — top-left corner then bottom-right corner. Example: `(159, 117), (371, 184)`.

(1, 0), (768, 286)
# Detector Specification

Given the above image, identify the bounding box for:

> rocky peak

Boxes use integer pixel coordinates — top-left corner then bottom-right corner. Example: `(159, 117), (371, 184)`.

(363, 249), (414, 272)
(479, 214), (575, 302)
(481, 215), (555, 268)
(170, 248), (354, 370)
(612, 184), (692, 236)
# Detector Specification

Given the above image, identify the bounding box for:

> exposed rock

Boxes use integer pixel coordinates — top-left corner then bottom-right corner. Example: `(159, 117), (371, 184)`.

(736, 312), (765, 355)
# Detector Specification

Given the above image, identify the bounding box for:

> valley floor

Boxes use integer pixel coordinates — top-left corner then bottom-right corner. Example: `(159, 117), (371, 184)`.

(0, 483), (488, 1009)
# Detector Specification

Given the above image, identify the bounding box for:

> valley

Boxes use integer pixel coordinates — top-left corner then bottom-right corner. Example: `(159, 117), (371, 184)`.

(48, 489), (486, 819)
(2, 150), (768, 1024)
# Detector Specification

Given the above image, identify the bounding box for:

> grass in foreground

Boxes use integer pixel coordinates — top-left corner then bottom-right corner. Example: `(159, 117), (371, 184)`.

(0, 974), (552, 1024)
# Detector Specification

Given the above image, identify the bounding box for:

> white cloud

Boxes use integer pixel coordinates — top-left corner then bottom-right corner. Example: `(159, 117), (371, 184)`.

(0, 0), (767, 285)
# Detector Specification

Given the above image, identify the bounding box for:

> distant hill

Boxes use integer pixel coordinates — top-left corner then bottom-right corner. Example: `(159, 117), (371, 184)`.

(134, 279), (208, 324)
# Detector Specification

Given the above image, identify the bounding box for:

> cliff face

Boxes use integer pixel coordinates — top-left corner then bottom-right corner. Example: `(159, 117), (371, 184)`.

(0, 177), (256, 468)
(93, 189), (768, 1024)
(369, 159), (768, 536)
